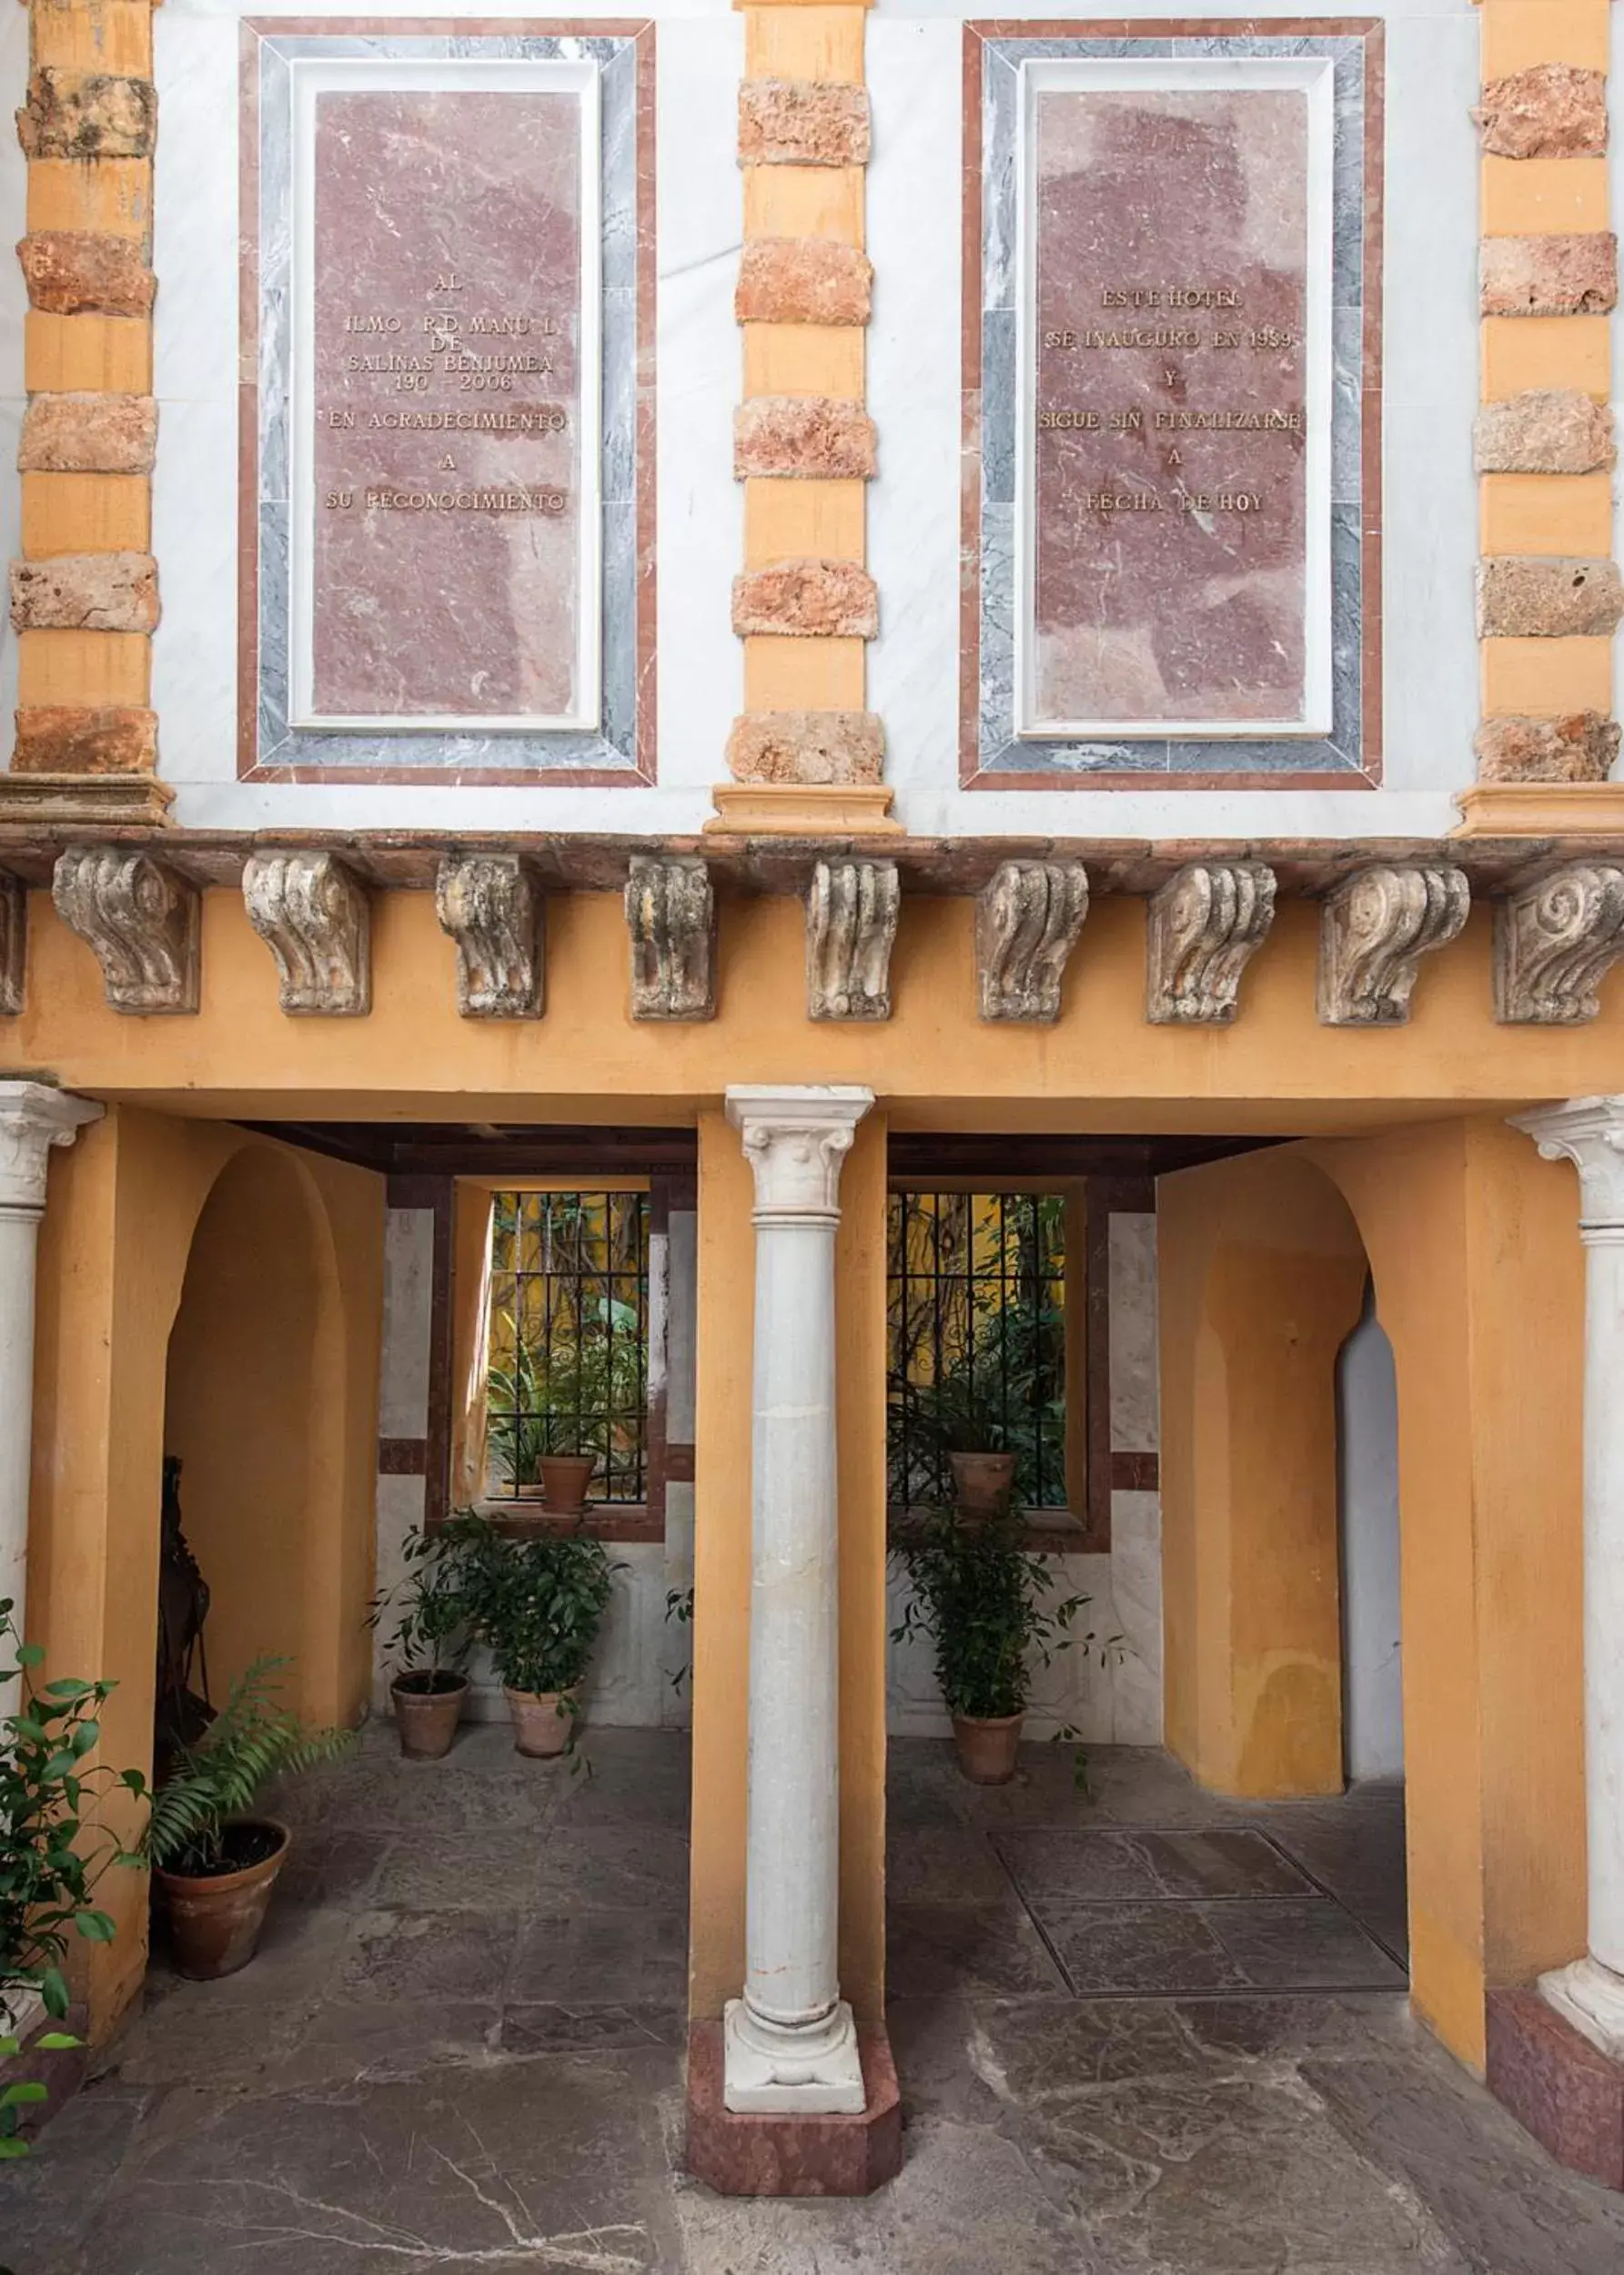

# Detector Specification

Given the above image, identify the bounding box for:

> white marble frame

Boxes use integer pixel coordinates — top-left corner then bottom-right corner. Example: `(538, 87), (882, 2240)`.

(250, 26), (645, 774)
(1013, 56), (1336, 742)
(287, 55), (603, 734)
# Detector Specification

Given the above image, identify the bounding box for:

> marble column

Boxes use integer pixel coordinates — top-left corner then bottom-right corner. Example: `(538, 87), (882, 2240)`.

(722, 1083), (873, 2114)
(0, 1083), (102, 1652)
(1513, 1095), (1624, 2060)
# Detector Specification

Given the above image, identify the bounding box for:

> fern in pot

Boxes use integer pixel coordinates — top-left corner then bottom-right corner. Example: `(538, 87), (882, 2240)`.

(144, 1658), (351, 1979)
(892, 1508), (1094, 1784)
(367, 1517), (481, 1761)
(460, 1515), (621, 1758)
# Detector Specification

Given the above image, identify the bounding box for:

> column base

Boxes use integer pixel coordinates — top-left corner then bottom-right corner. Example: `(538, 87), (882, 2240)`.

(723, 1995), (865, 2114)
(686, 2020), (903, 2198)
(1487, 1986), (1624, 2190)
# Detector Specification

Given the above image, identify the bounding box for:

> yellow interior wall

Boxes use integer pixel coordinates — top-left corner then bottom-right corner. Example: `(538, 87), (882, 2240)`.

(25, 1106), (383, 2035)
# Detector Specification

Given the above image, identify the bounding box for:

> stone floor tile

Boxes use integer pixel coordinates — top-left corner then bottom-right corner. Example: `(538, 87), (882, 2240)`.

(558, 1729), (695, 1826)
(276, 1997), (504, 2090)
(501, 2000), (686, 2054)
(0, 2086), (147, 2275)
(369, 1826), (557, 1912)
(1175, 1990), (1420, 2064)
(508, 1907), (689, 2004)
(1038, 1901), (1248, 1995)
(1139, 1827), (1317, 1899)
(275, 1831), (394, 1911)
(1201, 1897), (1407, 1992)
(341, 1907), (519, 2004)
(886, 1901), (1070, 1997)
(525, 1825), (692, 1910)
(885, 1826), (1014, 1906)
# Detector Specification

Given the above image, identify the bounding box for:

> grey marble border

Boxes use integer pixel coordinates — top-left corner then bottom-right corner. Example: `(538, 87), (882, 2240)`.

(250, 31), (643, 774)
(975, 34), (1370, 780)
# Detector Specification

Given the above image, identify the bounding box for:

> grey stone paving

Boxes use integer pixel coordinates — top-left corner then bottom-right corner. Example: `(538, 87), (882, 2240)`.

(4, 1724), (1624, 2273)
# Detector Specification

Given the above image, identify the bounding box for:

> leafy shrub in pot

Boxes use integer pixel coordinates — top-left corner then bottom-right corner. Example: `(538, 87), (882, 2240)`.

(892, 1509), (1095, 1783)
(459, 1514), (621, 1757)
(367, 1518), (481, 1758)
(144, 1657), (352, 1979)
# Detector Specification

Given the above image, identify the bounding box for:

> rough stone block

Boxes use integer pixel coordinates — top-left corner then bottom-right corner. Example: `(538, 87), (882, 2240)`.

(1476, 712), (1619, 784)
(733, 397), (876, 480)
(1481, 233), (1617, 318)
(13, 705), (157, 774)
(15, 69), (156, 162)
(1478, 65), (1607, 160)
(731, 558), (877, 639)
(17, 232), (155, 318)
(19, 392), (158, 475)
(1474, 389), (1614, 475)
(739, 80), (871, 167)
(726, 709), (884, 784)
(10, 551), (158, 634)
(686, 2022), (903, 2197)
(735, 238), (872, 327)
(1477, 556), (1624, 639)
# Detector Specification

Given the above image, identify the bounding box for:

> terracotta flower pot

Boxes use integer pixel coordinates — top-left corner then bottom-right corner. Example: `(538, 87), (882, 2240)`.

(951, 1713), (1024, 1785)
(949, 1451), (1017, 1515)
(504, 1684), (579, 1758)
(156, 1819), (289, 1980)
(538, 1455), (596, 1516)
(389, 1673), (468, 1760)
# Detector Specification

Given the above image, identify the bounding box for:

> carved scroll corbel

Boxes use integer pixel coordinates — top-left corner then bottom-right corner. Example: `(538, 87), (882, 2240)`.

(1495, 861), (1624, 1023)
(51, 844), (199, 1014)
(242, 850), (370, 1016)
(975, 860), (1088, 1023)
(626, 854), (715, 1020)
(1317, 864), (1470, 1026)
(434, 854), (543, 1018)
(807, 858), (899, 1020)
(0, 872), (23, 1017)
(1145, 862), (1276, 1025)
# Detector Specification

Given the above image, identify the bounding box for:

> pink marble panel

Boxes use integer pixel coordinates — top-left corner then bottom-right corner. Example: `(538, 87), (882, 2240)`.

(1033, 86), (1309, 728)
(310, 88), (583, 720)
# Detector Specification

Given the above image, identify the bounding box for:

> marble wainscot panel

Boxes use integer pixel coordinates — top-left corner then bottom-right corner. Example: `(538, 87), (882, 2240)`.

(963, 25), (1382, 789)
(240, 24), (654, 782)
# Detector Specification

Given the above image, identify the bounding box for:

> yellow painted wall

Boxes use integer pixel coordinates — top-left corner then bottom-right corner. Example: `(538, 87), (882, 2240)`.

(688, 1105), (890, 2027)
(12, 889), (1624, 1129)
(26, 1107), (383, 2033)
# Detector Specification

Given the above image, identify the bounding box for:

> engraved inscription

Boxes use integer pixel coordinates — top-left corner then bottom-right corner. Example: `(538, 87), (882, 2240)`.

(1027, 85), (1316, 733)
(307, 88), (587, 723)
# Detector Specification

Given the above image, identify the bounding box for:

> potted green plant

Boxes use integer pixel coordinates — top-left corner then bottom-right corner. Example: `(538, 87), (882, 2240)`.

(460, 1515), (620, 1757)
(485, 1299), (642, 1516)
(1, 1599), (146, 2156)
(367, 1518), (479, 1760)
(910, 1372), (1018, 1515)
(892, 1509), (1094, 1784)
(144, 1657), (351, 1979)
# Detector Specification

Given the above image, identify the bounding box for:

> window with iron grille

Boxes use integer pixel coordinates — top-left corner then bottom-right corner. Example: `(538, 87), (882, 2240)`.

(887, 1191), (1067, 1510)
(485, 1190), (650, 1503)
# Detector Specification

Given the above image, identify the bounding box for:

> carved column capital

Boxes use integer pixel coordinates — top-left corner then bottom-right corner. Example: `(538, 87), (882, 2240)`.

(434, 854), (543, 1018)
(806, 858), (898, 1021)
(0, 1080), (100, 1218)
(725, 1084), (873, 1221)
(1317, 864), (1470, 1026)
(626, 855), (715, 1021)
(1146, 862), (1276, 1025)
(1510, 1096), (1624, 1231)
(0, 873), (22, 1018)
(52, 844), (199, 1014)
(242, 850), (370, 1016)
(1495, 863), (1624, 1024)
(975, 860), (1089, 1023)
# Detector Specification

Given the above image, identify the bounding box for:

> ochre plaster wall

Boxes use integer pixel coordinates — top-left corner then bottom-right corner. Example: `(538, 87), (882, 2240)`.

(688, 1105), (890, 2027)
(1158, 1119), (1587, 2074)
(26, 1106), (383, 2033)
(13, 888), (1624, 1128)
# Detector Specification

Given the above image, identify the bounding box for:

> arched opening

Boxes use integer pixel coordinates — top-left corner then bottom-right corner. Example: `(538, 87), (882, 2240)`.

(1337, 1280), (1403, 1785)
(162, 1146), (338, 1722)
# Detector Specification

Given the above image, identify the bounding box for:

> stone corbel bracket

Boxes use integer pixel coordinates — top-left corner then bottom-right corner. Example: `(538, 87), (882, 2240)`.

(1495, 862), (1624, 1024)
(975, 860), (1089, 1024)
(1146, 863), (1277, 1025)
(626, 854), (715, 1021)
(51, 844), (199, 1014)
(807, 858), (900, 1021)
(242, 850), (370, 1016)
(0, 872), (24, 1017)
(1317, 864), (1471, 1026)
(434, 854), (543, 1019)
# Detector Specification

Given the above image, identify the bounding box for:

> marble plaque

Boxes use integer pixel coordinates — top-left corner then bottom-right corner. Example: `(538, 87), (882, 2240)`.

(963, 28), (1380, 786)
(1021, 62), (1330, 739)
(302, 78), (593, 727)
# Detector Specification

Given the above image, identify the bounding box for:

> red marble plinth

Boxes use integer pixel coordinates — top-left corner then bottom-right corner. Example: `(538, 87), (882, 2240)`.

(684, 2021), (903, 2198)
(1487, 1986), (1624, 2190)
